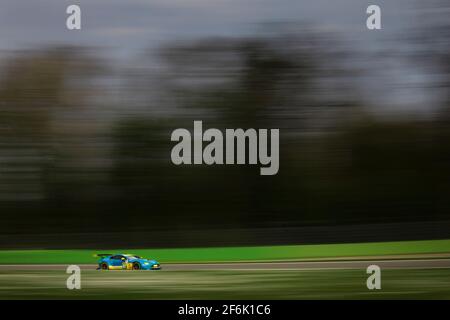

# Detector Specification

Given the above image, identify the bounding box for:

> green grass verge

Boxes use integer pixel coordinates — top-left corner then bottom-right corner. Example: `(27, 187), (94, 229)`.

(0, 239), (449, 264)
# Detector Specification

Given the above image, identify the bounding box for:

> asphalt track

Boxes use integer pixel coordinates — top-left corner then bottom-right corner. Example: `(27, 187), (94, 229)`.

(1, 258), (450, 271)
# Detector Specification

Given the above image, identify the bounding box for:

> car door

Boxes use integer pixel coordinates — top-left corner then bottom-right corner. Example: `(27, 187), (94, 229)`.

(118, 255), (128, 269)
(110, 255), (124, 267)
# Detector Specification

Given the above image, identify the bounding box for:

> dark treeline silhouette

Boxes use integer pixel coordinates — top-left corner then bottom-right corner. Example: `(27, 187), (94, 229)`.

(0, 26), (449, 248)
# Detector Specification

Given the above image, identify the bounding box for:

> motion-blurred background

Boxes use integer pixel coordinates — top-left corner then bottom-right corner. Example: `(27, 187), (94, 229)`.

(0, 0), (449, 249)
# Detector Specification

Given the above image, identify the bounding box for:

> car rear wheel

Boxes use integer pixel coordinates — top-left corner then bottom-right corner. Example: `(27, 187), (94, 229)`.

(101, 263), (108, 270)
(132, 262), (141, 270)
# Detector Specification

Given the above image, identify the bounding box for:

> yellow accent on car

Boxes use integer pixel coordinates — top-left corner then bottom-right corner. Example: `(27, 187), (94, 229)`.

(108, 265), (123, 270)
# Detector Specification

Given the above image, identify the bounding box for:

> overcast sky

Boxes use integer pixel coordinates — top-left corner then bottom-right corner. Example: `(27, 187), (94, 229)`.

(0, 0), (413, 53)
(0, 0), (441, 113)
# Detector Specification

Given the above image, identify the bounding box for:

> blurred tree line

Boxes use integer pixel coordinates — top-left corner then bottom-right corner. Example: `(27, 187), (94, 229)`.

(0, 26), (449, 248)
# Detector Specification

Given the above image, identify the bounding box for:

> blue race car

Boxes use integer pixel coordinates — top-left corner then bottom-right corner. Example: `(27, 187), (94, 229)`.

(96, 253), (161, 270)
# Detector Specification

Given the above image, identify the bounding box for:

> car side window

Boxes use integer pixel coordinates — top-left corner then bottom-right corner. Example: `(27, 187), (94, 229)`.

(111, 255), (121, 260)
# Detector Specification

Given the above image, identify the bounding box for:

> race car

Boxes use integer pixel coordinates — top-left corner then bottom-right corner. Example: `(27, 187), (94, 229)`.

(96, 253), (161, 270)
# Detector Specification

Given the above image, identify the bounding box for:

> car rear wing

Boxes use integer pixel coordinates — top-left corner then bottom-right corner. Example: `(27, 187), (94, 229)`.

(94, 253), (113, 257)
